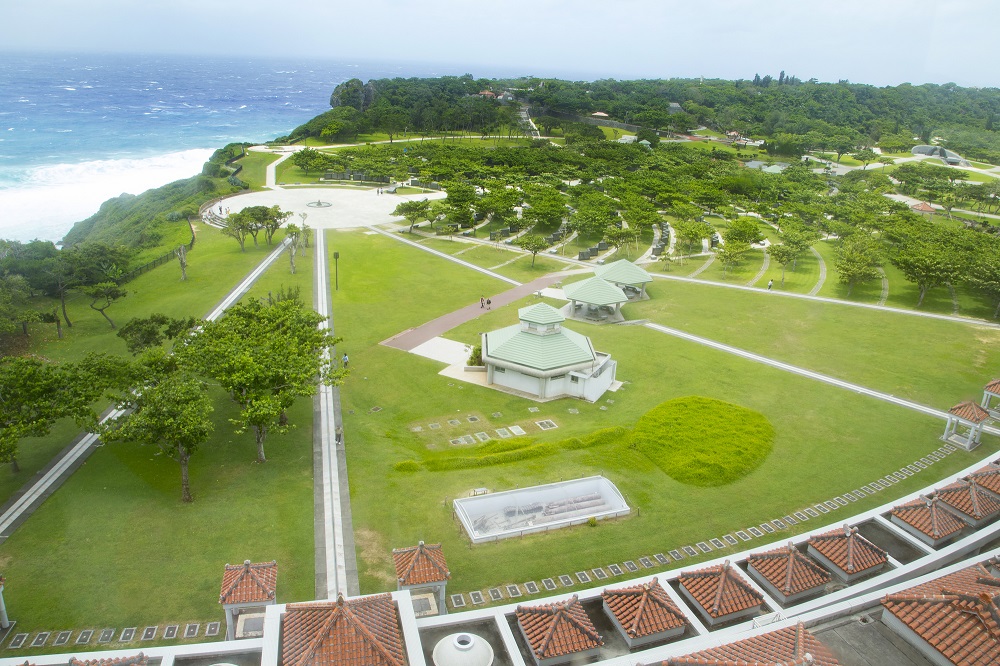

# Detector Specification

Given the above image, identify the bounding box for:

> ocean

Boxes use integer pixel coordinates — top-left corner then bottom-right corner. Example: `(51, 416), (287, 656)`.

(0, 52), (458, 243)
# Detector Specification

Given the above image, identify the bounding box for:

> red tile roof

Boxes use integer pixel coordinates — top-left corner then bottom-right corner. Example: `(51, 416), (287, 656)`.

(602, 577), (688, 638)
(910, 201), (936, 213)
(937, 477), (1000, 522)
(392, 542), (450, 586)
(949, 400), (991, 423)
(969, 463), (1000, 497)
(984, 379), (1000, 395)
(656, 623), (840, 665)
(882, 563), (1000, 666)
(890, 495), (966, 541)
(516, 594), (603, 660)
(678, 561), (764, 619)
(747, 543), (831, 596)
(219, 560), (278, 605)
(808, 525), (887, 575)
(281, 594), (405, 666)
(69, 655), (149, 666)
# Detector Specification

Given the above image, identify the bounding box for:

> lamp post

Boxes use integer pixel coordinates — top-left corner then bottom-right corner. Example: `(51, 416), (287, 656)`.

(333, 251), (340, 291)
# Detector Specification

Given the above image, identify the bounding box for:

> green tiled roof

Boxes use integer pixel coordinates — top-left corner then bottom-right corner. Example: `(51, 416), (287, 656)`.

(518, 303), (565, 326)
(484, 324), (596, 371)
(595, 259), (652, 286)
(563, 277), (627, 306)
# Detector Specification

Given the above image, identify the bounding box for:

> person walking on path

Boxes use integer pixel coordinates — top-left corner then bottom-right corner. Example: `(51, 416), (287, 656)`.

(480, 296), (485, 308)
(342, 353), (349, 368)
(486, 298), (491, 310)
(767, 279), (773, 291)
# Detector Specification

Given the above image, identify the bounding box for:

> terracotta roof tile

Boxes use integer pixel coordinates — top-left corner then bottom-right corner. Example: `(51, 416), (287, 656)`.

(969, 463), (1000, 497)
(678, 561), (764, 619)
(882, 563), (1000, 666)
(949, 400), (991, 423)
(808, 525), (887, 575)
(601, 577), (688, 638)
(391, 542), (450, 586)
(937, 477), (1000, 522)
(219, 560), (278, 605)
(515, 594), (603, 660)
(69, 655), (149, 666)
(984, 378), (1000, 394)
(890, 495), (966, 541)
(747, 543), (831, 596)
(655, 622), (840, 665)
(281, 594), (405, 666)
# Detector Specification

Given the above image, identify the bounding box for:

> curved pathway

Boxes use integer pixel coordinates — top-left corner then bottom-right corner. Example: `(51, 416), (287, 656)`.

(877, 267), (890, 306)
(747, 251), (770, 287)
(687, 253), (715, 278)
(807, 247), (827, 296)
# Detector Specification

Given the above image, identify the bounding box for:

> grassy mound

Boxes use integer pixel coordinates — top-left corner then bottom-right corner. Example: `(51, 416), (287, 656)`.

(631, 396), (774, 487)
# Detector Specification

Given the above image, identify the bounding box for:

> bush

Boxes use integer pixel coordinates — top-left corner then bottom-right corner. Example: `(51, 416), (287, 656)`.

(394, 460), (420, 473)
(630, 396), (774, 487)
(467, 343), (483, 366)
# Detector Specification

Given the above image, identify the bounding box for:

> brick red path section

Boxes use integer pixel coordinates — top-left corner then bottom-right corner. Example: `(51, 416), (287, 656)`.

(381, 275), (562, 352)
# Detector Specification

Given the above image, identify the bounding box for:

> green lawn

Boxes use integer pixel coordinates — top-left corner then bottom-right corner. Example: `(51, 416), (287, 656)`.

(338, 253), (998, 597)
(234, 151), (282, 188)
(0, 234), (318, 645)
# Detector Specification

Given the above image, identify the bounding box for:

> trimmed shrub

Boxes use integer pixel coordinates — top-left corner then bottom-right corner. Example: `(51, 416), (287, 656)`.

(630, 396), (774, 487)
(394, 460), (420, 473)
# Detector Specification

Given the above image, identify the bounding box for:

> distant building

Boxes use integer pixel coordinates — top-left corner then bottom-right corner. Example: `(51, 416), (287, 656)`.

(911, 144), (971, 166)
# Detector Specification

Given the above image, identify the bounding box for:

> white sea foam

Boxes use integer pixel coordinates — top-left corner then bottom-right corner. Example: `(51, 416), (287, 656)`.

(0, 148), (214, 243)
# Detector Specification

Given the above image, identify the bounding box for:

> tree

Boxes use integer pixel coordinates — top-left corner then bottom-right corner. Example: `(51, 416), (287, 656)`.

(834, 234), (884, 296)
(100, 369), (213, 503)
(221, 213), (251, 251)
(0, 355), (119, 472)
(967, 236), (1000, 318)
(392, 199), (432, 233)
(604, 225), (640, 253)
(179, 297), (343, 463)
(723, 218), (765, 246)
(890, 234), (956, 307)
(518, 234), (548, 267)
(716, 240), (750, 275)
(852, 148), (878, 169)
(85, 281), (128, 329)
(766, 244), (797, 287)
(523, 185), (568, 229)
(673, 219), (713, 256)
(284, 224), (306, 274)
(175, 244), (189, 281)
(117, 314), (197, 355)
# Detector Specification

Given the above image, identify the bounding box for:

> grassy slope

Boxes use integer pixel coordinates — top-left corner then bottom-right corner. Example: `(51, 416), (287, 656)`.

(0, 228), (317, 643)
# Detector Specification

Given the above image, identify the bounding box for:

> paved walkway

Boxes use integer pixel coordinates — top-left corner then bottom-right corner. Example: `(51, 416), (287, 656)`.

(313, 230), (358, 598)
(807, 247), (827, 296)
(0, 237), (293, 545)
(643, 321), (1000, 436)
(383, 275), (561, 352)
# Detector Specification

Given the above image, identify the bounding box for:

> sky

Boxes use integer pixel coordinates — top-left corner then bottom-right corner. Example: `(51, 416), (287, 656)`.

(2, 0), (999, 87)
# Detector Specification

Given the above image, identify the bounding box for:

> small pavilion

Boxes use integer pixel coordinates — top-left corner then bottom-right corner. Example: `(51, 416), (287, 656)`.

(677, 561), (764, 627)
(391, 541), (450, 617)
(219, 560), (277, 640)
(942, 400), (991, 450)
(562, 277), (628, 323)
(982, 379), (1000, 418)
(481, 303), (617, 402)
(889, 495), (966, 548)
(807, 525), (887, 583)
(594, 259), (652, 300)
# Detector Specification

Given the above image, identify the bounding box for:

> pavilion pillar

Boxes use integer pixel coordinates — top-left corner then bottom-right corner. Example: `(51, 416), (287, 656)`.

(225, 606), (236, 641)
(436, 583), (447, 615)
(0, 581), (9, 630)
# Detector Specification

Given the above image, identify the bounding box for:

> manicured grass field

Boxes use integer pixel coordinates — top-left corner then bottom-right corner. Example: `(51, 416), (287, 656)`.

(235, 151), (282, 188)
(0, 235), (318, 644)
(321, 232), (999, 599)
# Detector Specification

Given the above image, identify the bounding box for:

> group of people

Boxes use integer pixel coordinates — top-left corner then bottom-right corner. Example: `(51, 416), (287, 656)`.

(480, 296), (491, 310)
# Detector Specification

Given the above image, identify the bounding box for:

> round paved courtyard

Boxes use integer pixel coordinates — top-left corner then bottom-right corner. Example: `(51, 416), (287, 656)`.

(221, 185), (446, 229)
